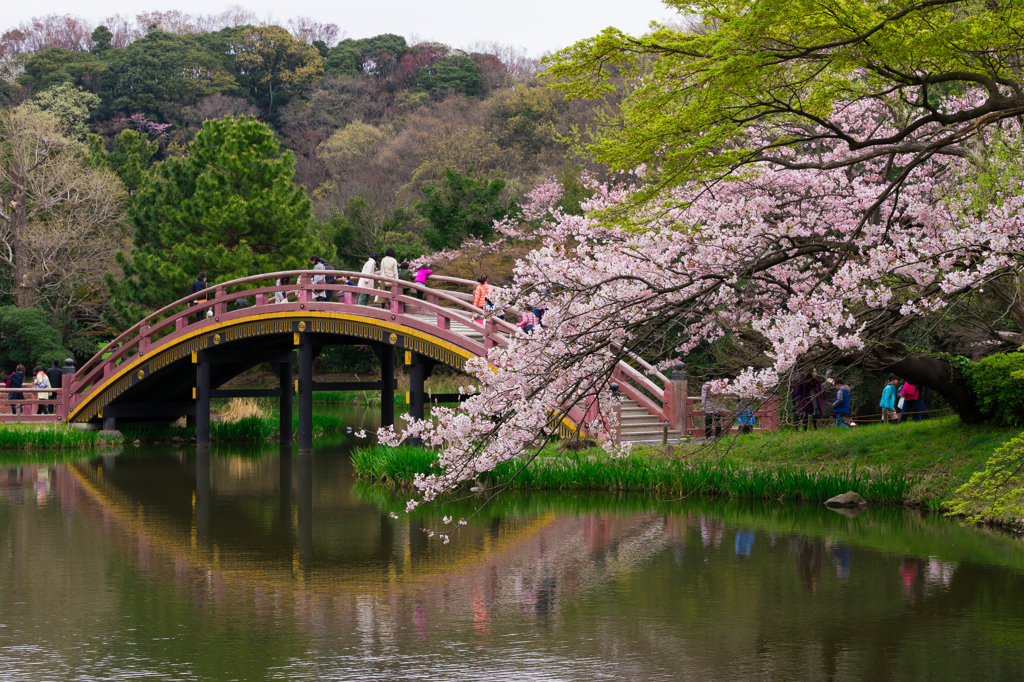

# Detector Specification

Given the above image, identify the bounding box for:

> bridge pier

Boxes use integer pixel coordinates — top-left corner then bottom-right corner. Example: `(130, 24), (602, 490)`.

(276, 360), (293, 444)
(298, 337), (314, 452)
(408, 351), (436, 446)
(297, 451), (313, 574)
(377, 345), (395, 428)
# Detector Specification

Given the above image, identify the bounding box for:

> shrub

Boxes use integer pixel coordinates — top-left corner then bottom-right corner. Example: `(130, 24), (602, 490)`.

(964, 352), (1024, 426)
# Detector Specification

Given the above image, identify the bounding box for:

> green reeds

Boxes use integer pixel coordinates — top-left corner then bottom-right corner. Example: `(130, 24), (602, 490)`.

(0, 425), (98, 450)
(121, 413), (346, 443)
(351, 447), (911, 504)
(351, 444), (439, 485)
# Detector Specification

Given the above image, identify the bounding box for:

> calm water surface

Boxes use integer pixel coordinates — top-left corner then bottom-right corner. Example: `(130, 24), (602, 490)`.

(2, 409), (1024, 681)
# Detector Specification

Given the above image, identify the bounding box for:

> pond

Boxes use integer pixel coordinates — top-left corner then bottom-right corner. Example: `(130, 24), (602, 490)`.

(1, 408), (1024, 680)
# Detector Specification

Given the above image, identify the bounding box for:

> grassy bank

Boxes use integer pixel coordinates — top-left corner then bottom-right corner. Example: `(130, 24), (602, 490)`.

(351, 418), (1018, 507)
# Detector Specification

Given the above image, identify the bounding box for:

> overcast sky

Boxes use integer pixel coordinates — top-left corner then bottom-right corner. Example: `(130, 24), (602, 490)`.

(4, 1), (679, 55)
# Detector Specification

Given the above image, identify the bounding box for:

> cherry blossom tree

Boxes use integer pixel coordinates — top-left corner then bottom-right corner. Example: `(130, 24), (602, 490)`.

(379, 0), (1024, 515)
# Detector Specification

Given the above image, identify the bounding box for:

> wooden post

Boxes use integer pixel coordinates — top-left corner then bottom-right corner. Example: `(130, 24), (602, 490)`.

(390, 283), (403, 315)
(214, 287), (226, 317)
(484, 319), (496, 351)
(668, 379), (688, 431)
(196, 358), (211, 447)
(409, 351), (426, 446)
(379, 344), (395, 428)
(298, 337), (313, 452)
(278, 359), (293, 444)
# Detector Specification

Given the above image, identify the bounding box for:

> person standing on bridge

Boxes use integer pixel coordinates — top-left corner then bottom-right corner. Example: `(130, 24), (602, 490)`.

(414, 264), (433, 300)
(311, 256), (327, 302)
(379, 248), (399, 310)
(33, 366), (50, 415)
(6, 364), (24, 415)
(188, 272), (209, 324)
(357, 252), (379, 306)
(473, 275), (491, 308)
(45, 360), (62, 415)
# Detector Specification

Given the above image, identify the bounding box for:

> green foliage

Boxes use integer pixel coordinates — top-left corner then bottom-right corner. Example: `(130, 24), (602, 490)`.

(85, 129), (159, 194)
(417, 54), (483, 99)
(21, 48), (106, 94)
(91, 26), (114, 55)
(22, 83), (100, 139)
(949, 431), (1024, 522)
(228, 25), (323, 117)
(964, 352), (1024, 426)
(108, 116), (315, 320)
(0, 307), (71, 370)
(324, 34), (408, 77)
(543, 0), (1024, 194)
(95, 28), (243, 121)
(416, 167), (518, 250)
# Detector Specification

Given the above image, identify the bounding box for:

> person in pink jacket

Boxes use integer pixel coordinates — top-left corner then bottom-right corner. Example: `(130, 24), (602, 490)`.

(473, 274), (491, 308)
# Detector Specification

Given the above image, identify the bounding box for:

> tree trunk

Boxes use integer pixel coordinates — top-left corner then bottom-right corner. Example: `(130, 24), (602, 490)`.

(11, 185), (31, 309)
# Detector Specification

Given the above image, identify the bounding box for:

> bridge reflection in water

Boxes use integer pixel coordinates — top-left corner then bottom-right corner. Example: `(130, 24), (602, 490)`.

(4, 437), (1024, 681)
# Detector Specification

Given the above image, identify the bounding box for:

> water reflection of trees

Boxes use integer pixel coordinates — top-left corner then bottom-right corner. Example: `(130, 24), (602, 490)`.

(2, 456), (1023, 681)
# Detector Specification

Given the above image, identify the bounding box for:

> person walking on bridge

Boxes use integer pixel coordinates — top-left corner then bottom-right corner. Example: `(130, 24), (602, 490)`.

(357, 252), (379, 306)
(414, 264), (433, 300)
(188, 272), (209, 324)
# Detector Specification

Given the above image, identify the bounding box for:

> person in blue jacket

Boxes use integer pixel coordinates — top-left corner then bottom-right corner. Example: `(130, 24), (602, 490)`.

(879, 374), (898, 423)
(833, 376), (852, 427)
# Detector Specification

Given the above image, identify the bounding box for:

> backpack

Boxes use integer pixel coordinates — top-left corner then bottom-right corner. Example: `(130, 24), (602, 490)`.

(4, 373), (11, 389)
(324, 263), (337, 285)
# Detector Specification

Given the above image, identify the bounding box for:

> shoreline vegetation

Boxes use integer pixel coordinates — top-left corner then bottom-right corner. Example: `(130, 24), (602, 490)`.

(351, 418), (1021, 521)
(0, 398), (346, 449)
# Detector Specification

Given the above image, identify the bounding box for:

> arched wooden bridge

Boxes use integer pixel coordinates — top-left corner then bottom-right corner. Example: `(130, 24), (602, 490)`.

(4, 271), (778, 447)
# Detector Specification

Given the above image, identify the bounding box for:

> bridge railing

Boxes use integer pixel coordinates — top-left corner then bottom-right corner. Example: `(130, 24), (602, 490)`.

(68, 269), (670, 434)
(70, 270), (518, 409)
(0, 386), (68, 423)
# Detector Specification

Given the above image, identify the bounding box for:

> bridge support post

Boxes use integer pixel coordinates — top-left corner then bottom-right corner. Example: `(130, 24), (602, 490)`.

(379, 344), (395, 428)
(408, 352), (435, 446)
(196, 358), (211, 447)
(277, 359), (294, 444)
(298, 338), (313, 452)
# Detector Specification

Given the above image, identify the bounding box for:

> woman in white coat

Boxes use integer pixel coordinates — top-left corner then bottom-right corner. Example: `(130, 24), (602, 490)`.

(357, 252), (379, 306)
(378, 247), (399, 309)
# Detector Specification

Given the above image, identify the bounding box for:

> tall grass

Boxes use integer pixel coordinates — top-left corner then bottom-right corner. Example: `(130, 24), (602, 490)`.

(350, 446), (911, 504)
(121, 413), (346, 443)
(0, 425), (98, 450)
(351, 444), (439, 484)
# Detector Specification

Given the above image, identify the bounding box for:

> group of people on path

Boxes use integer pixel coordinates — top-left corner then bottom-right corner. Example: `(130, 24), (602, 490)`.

(791, 369), (932, 429)
(3, 360), (64, 415)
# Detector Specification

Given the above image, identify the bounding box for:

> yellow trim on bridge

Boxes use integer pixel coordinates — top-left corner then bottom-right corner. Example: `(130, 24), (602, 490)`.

(69, 311), (483, 423)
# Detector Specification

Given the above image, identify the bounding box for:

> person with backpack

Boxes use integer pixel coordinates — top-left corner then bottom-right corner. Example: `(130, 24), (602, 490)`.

(833, 376), (852, 428)
(188, 272), (209, 324)
(6, 364), (24, 416)
(899, 381), (921, 422)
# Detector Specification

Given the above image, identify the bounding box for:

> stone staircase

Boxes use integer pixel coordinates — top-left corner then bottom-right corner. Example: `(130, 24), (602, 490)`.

(618, 399), (685, 443)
